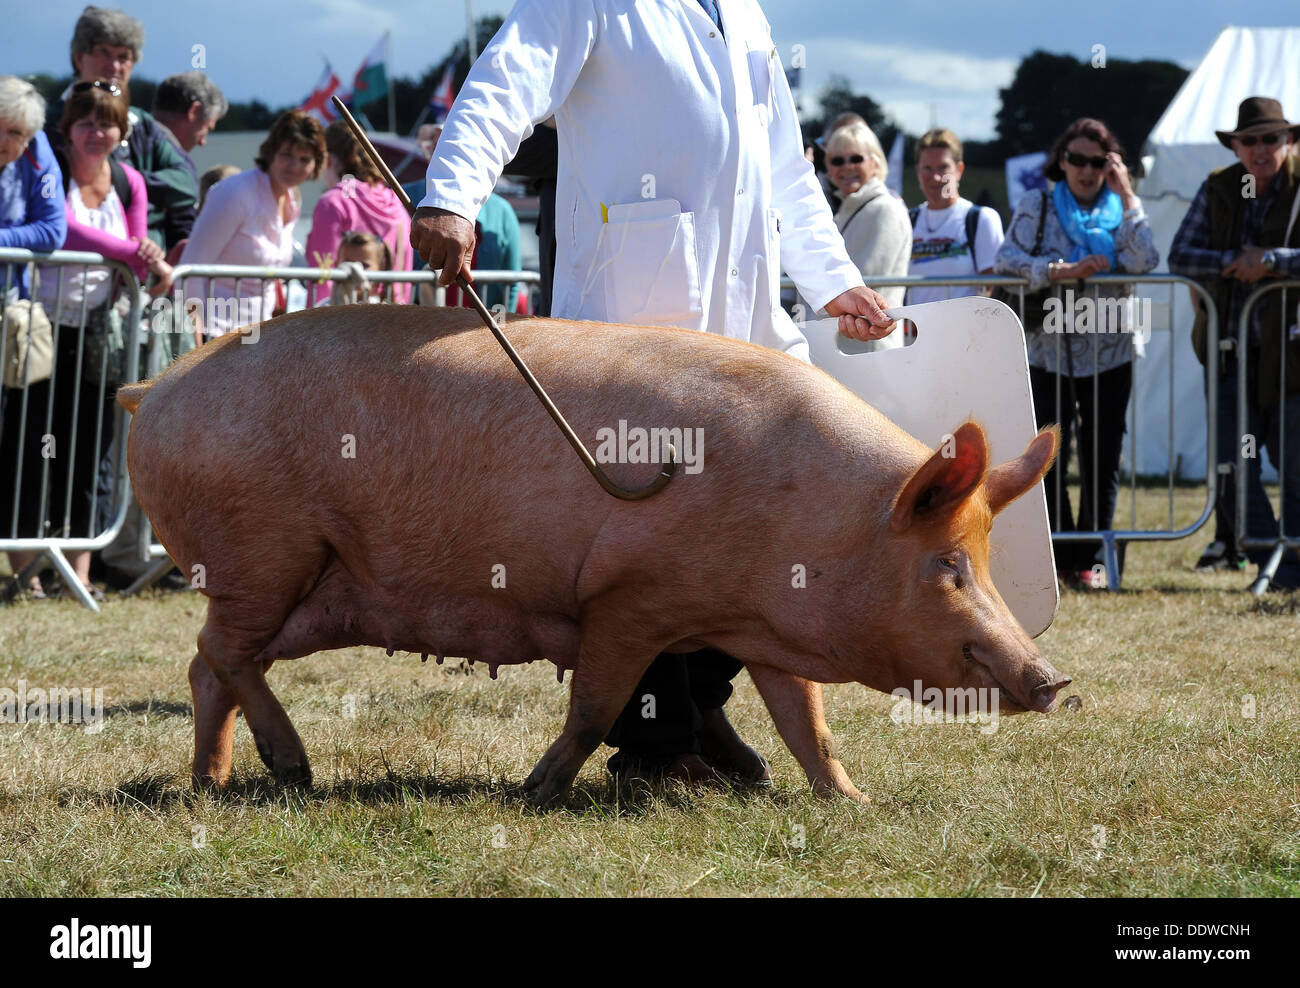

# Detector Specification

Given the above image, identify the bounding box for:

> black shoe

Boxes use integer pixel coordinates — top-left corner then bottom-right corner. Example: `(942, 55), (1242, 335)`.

(697, 707), (773, 787)
(157, 567), (193, 592)
(606, 752), (731, 789)
(1196, 541), (1245, 572)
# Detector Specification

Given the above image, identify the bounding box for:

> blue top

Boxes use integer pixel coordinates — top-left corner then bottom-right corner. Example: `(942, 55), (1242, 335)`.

(0, 130), (67, 298)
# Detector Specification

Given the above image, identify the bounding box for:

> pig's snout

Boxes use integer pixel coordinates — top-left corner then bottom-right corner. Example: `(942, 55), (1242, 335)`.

(1028, 668), (1073, 713)
(965, 640), (1071, 714)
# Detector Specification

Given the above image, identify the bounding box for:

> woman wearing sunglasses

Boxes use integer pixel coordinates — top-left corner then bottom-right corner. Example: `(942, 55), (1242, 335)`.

(20, 82), (167, 598)
(804, 122), (909, 349)
(994, 116), (1159, 589)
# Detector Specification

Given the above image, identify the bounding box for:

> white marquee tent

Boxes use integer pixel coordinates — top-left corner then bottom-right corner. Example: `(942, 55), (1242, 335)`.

(1131, 25), (1300, 480)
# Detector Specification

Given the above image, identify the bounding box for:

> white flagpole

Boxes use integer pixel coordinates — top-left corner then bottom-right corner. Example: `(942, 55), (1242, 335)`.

(386, 30), (396, 133)
(465, 0), (477, 62)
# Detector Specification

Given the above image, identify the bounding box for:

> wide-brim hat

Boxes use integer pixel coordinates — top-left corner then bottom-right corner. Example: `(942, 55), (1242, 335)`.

(1216, 96), (1300, 149)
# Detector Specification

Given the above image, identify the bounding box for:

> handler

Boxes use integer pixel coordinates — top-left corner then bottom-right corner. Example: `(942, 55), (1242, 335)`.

(411, 0), (896, 787)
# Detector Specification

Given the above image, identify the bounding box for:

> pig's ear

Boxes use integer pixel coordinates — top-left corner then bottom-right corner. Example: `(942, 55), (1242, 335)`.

(890, 422), (989, 533)
(985, 426), (1060, 516)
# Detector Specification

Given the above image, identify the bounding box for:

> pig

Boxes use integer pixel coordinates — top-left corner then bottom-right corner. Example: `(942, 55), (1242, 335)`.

(116, 305), (1070, 805)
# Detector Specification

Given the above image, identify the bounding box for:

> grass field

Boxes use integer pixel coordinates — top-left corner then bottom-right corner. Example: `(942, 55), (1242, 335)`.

(1, 484), (1297, 897)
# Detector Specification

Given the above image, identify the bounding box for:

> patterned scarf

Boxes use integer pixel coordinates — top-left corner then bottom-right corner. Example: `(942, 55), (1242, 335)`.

(1052, 180), (1122, 267)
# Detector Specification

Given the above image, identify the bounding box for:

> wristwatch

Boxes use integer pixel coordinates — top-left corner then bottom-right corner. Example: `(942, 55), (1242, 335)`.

(1262, 250), (1278, 272)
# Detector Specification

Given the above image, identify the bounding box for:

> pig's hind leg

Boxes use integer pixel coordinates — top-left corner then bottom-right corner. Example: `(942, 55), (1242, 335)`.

(196, 605), (312, 788)
(189, 652), (240, 787)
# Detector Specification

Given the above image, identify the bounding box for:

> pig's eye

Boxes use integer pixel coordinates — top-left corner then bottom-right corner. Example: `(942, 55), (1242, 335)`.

(939, 556), (964, 589)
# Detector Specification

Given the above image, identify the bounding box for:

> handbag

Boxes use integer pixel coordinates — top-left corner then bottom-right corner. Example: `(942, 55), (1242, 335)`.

(2, 268), (54, 389)
(79, 291), (128, 390)
(991, 189), (1055, 333)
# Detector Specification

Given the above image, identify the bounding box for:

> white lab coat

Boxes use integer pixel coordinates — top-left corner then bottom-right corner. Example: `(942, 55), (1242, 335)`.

(420, 0), (865, 362)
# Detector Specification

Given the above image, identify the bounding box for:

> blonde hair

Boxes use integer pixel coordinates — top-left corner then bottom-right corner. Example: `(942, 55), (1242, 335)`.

(916, 128), (964, 164)
(198, 164), (239, 212)
(826, 122), (888, 183)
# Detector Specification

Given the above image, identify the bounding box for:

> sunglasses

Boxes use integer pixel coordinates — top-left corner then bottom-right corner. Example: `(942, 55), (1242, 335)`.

(1063, 150), (1108, 170)
(1237, 132), (1286, 147)
(72, 80), (123, 97)
(829, 154), (866, 167)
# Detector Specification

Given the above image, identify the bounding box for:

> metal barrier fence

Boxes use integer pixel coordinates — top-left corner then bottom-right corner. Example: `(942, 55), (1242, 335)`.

(4, 255), (1219, 605)
(1236, 279), (1300, 596)
(784, 272), (1219, 590)
(0, 247), (145, 611)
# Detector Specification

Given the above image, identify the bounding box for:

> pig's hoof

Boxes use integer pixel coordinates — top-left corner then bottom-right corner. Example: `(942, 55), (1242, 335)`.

(272, 762), (313, 789)
(521, 767), (571, 809)
(813, 782), (870, 805)
(525, 785), (569, 810)
(192, 771), (230, 791)
(255, 737), (275, 772)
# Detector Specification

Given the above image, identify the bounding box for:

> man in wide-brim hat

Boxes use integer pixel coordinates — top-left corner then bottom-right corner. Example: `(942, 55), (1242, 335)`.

(1171, 96), (1300, 590)
(1215, 96), (1300, 150)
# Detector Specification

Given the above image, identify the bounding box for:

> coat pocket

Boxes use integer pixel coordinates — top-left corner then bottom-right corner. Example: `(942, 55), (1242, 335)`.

(597, 199), (704, 326)
(765, 206), (782, 311)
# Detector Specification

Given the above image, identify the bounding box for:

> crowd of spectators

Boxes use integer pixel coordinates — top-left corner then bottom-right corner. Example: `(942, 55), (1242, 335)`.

(1, 5), (1297, 600)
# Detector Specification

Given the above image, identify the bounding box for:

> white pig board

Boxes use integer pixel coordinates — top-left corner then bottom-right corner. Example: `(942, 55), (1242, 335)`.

(803, 296), (1058, 638)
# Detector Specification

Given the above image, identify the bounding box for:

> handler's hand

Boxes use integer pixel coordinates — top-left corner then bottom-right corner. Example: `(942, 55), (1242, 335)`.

(825, 286), (896, 341)
(1223, 245), (1269, 283)
(410, 206), (477, 287)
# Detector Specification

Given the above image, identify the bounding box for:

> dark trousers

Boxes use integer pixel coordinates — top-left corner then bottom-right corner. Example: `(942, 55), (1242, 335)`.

(0, 330), (114, 540)
(604, 648), (744, 769)
(1030, 362), (1132, 574)
(1210, 350), (1300, 576)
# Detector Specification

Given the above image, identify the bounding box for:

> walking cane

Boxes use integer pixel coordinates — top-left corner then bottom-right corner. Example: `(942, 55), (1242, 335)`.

(330, 97), (676, 501)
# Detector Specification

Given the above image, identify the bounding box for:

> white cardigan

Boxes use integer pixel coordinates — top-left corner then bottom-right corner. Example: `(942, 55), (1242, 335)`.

(800, 178), (911, 351)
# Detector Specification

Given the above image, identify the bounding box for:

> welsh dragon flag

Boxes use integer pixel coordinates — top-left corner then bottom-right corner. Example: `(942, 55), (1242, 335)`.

(350, 32), (390, 108)
(299, 61), (342, 123)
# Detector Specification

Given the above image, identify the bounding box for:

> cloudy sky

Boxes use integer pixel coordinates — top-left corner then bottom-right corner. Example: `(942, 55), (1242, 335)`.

(4, 0), (1296, 138)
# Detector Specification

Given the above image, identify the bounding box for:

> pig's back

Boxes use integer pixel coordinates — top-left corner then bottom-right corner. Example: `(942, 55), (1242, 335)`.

(127, 305), (918, 621)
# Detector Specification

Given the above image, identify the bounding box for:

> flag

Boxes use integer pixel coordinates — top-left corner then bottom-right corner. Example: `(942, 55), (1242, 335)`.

(885, 132), (904, 198)
(1005, 151), (1049, 210)
(428, 58), (456, 123)
(299, 61), (342, 123)
(351, 32), (390, 109)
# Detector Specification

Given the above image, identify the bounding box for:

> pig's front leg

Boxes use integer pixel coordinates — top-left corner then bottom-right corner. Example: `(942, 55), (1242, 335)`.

(746, 664), (868, 804)
(522, 626), (657, 807)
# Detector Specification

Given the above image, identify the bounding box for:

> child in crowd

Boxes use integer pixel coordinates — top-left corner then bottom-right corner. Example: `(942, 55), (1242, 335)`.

(327, 230), (391, 305)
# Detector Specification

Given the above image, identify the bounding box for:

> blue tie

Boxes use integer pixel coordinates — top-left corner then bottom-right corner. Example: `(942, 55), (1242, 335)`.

(696, 0), (724, 35)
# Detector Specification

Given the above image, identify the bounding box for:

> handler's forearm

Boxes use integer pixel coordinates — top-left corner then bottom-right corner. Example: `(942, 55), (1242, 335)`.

(764, 48), (862, 312)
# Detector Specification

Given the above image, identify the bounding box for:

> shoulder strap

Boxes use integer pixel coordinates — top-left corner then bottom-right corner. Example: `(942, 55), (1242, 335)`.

(53, 152), (133, 210)
(965, 206), (982, 271)
(842, 200), (871, 235)
(109, 160), (133, 210)
(56, 150), (71, 195)
(1032, 188), (1048, 253)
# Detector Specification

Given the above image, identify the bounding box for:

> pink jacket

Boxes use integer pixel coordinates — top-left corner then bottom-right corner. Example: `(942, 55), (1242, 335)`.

(61, 162), (149, 279)
(305, 181), (413, 304)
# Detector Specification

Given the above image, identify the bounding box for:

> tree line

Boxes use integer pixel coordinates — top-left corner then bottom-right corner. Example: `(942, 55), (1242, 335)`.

(26, 28), (1186, 171)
